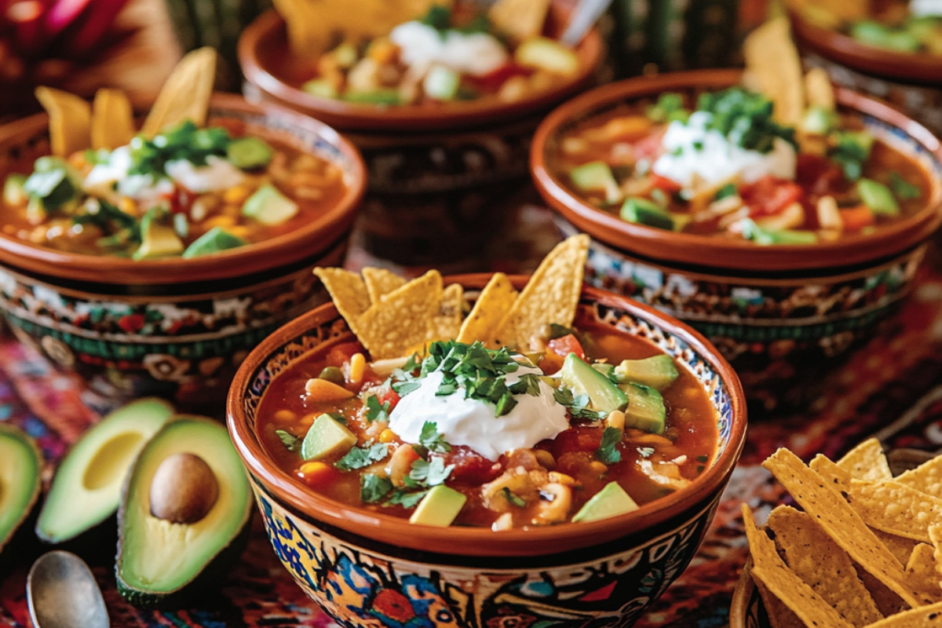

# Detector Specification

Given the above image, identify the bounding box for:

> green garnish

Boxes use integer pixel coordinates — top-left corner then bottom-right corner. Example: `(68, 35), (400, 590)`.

(548, 323), (576, 339)
(829, 130), (874, 182)
(419, 421), (451, 453)
(365, 395), (391, 422)
(596, 427), (623, 465)
(335, 443), (390, 471)
(407, 456), (454, 487)
(890, 171), (921, 200)
(384, 488), (428, 508)
(647, 93), (689, 123)
(508, 374), (542, 397)
(714, 183), (737, 201)
(553, 387), (606, 421)
(421, 5), (452, 30)
(360, 473), (393, 503)
(695, 88), (796, 153)
(637, 447), (655, 458)
(502, 487), (527, 508)
(274, 429), (299, 452)
(129, 120), (231, 178)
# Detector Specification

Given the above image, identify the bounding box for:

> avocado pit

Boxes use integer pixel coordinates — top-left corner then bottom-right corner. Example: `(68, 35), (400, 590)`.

(149, 453), (219, 524)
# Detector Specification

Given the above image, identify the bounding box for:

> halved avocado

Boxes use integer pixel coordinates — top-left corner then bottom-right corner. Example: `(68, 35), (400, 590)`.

(0, 424), (42, 556)
(36, 398), (174, 544)
(116, 415), (252, 609)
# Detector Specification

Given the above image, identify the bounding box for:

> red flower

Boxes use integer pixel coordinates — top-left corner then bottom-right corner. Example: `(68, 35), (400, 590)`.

(372, 589), (415, 623)
(118, 314), (145, 333)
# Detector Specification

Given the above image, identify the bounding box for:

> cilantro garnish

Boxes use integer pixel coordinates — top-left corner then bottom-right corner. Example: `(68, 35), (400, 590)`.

(502, 487), (527, 508)
(408, 456), (454, 487)
(129, 120), (231, 177)
(335, 444), (390, 472)
(548, 323), (576, 339)
(365, 395), (391, 422)
(274, 429), (299, 452)
(714, 182), (737, 201)
(596, 427), (623, 465)
(508, 374), (542, 397)
(360, 473), (393, 503)
(385, 488), (428, 509)
(419, 421), (451, 453)
(553, 388), (606, 421)
(646, 93), (689, 124)
(829, 131), (873, 181)
(696, 88), (796, 153)
(890, 171), (920, 200)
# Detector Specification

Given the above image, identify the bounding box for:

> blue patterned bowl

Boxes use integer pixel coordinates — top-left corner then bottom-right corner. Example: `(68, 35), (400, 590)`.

(0, 93), (365, 411)
(227, 276), (747, 628)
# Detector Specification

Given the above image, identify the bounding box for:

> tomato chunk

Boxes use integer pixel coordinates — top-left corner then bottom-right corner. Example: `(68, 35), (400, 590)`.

(548, 334), (585, 360)
(740, 176), (804, 217)
(441, 446), (502, 485)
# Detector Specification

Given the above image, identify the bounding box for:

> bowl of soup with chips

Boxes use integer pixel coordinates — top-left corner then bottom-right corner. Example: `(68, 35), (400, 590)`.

(0, 49), (365, 410)
(238, 0), (602, 269)
(227, 236), (747, 628)
(531, 67), (942, 414)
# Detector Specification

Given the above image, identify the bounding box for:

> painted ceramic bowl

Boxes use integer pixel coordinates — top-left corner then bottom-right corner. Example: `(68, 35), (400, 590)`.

(0, 93), (365, 411)
(789, 9), (942, 137)
(238, 3), (603, 269)
(227, 275), (747, 628)
(729, 559), (767, 628)
(531, 69), (942, 414)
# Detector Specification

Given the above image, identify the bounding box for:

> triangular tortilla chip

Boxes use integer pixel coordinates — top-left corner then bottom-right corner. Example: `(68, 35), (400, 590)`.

(35, 86), (91, 157)
(849, 479), (942, 543)
(489, 0), (549, 41)
(313, 267), (372, 338)
(838, 438), (892, 481)
(142, 47), (217, 137)
(896, 455), (942, 499)
(743, 18), (804, 126)
(363, 268), (406, 304)
(358, 271), (443, 359)
(859, 600), (942, 627)
(427, 283), (463, 343)
(91, 88), (136, 150)
(458, 273), (518, 346)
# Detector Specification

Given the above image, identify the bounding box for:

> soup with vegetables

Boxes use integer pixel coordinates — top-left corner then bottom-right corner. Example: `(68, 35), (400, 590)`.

(552, 87), (930, 245)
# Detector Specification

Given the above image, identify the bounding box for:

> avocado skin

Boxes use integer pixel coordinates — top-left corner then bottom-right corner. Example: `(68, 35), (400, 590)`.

(115, 514), (253, 609)
(0, 425), (42, 568)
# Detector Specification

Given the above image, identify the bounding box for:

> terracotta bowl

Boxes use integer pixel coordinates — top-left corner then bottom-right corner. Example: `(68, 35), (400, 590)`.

(531, 69), (942, 414)
(0, 93), (365, 411)
(788, 9), (942, 137)
(227, 275), (747, 628)
(237, 3), (604, 269)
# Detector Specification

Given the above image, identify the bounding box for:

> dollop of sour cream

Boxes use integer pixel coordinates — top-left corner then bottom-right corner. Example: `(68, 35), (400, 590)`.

(652, 111), (797, 188)
(910, 0), (942, 17)
(390, 21), (509, 77)
(388, 363), (568, 461)
(164, 156), (245, 193)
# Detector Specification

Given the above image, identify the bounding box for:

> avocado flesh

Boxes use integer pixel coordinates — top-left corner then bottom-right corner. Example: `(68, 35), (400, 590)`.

(0, 425), (42, 553)
(117, 416), (251, 604)
(560, 353), (628, 414)
(36, 398), (173, 544)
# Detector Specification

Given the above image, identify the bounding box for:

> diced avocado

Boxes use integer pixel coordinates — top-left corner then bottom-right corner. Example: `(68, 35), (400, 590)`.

(570, 161), (620, 203)
(851, 21), (921, 52)
(302, 79), (339, 99)
(343, 90), (402, 105)
(614, 355), (679, 391)
(226, 137), (273, 170)
(36, 399), (173, 545)
(0, 424), (42, 557)
(572, 481), (639, 523)
(741, 219), (818, 245)
(621, 383), (666, 434)
(561, 353), (628, 414)
(423, 65), (461, 101)
(857, 178), (900, 216)
(409, 485), (467, 527)
(116, 416), (252, 609)
(514, 37), (580, 76)
(182, 227), (248, 258)
(591, 363), (615, 380)
(301, 414), (357, 461)
(3, 174), (27, 206)
(242, 183), (299, 226)
(620, 197), (674, 230)
(134, 212), (184, 260)
(800, 105), (836, 135)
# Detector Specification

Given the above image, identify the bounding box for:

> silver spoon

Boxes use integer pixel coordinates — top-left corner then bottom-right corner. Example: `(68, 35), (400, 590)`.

(27, 551), (110, 628)
(560, 0), (614, 47)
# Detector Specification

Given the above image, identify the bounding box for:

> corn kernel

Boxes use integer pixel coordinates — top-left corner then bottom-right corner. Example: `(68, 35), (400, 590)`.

(204, 216), (236, 229)
(379, 429), (397, 443)
(228, 226), (251, 239)
(298, 462), (331, 484)
(349, 353), (366, 387)
(605, 410), (626, 431)
(223, 185), (252, 205)
(118, 197), (136, 215)
(589, 461), (609, 474)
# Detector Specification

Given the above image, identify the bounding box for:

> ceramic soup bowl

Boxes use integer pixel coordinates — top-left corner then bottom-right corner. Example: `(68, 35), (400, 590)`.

(238, 2), (603, 270)
(227, 276), (747, 628)
(531, 69), (942, 414)
(0, 93), (365, 412)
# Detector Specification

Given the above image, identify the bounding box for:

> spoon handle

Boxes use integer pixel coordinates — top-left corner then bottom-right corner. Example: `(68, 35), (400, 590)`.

(561, 0), (613, 47)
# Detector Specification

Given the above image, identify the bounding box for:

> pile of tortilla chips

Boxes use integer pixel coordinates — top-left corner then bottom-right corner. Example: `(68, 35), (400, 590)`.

(35, 47), (217, 158)
(742, 438), (942, 627)
(314, 234), (589, 360)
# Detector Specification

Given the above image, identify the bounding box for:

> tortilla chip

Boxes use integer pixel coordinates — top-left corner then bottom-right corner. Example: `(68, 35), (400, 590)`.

(805, 68), (836, 111)
(753, 578), (807, 628)
(855, 565), (909, 618)
(489, 0), (549, 41)
(743, 18), (804, 126)
(358, 271), (443, 359)
(928, 525), (942, 580)
(91, 88), (135, 150)
(496, 235), (589, 350)
(768, 505), (883, 626)
(142, 47), (216, 137)
(363, 268), (406, 304)
(811, 454), (852, 495)
(838, 439), (892, 481)
(873, 529), (920, 567)
(314, 267), (372, 337)
(896, 456), (942, 500)
(762, 449), (924, 608)
(905, 544), (942, 601)
(35, 86), (91, 157)
(848, 479), (942, 543)
(859, 600), (942, 627)
(457, 273), (518, 346)
(742, 504), (853, 628)
(426, 283), (463, 343)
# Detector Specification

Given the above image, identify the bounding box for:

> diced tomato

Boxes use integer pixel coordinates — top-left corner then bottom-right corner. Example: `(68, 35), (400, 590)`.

(633, 129), (667, 161)
(740, 176), (804, 217)
(547, 334), (585, 360)
(297, 461), (341, 489)
(839, 205), (875, 231)
(375, 387), (401, 412)
(441, 446), (502, 485)
(796, 154), (846, 199)
(325, 342), (364, 367)
(467, 63), (528, 92)
(649, 173), (682, 194)
(549, 426), (604, 456)
(539, 351), (565, 375)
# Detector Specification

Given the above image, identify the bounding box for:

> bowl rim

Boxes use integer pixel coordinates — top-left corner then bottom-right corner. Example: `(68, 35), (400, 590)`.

(529, 68), (942, 273)
(237, 6), (604, 133)
(0, 92), (366, 286)
(226, 273), (748, 557)
(788, 8), (942, 84)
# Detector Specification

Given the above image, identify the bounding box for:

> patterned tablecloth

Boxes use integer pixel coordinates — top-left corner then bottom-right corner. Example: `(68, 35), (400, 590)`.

(2, 204), (942, 628)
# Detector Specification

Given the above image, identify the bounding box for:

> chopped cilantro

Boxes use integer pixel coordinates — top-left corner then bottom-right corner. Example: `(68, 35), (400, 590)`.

(384, 488), (428, 509)
(392, 380), (421, 396)
(419, 421), (452, 453)
(596, 427), (623, 464)
(408, 456), (454, 487)
(335, 444), (390, 471)
(890, 171), (920, 200)
(495, 394), (518, 416)
(828, 130), (873, 182)
(714, 182), (737, 201)
(508, 374), (542, 397)
(365, 395), (391, 422)
(549, 323), (576, 339)
(553, 387), (606, 421)
(696, 88), (796, 154)
(421, 4), (452, 30)
(647, 93), (689, 123)
(360, 473), (393, 503)
(502, 487), (527, 508)
(129, 120), (232, 178)
(274, 429), (299, 452)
